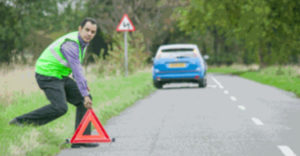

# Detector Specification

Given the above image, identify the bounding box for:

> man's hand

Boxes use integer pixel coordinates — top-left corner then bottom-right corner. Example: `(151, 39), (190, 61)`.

(84, 96), (92, 109)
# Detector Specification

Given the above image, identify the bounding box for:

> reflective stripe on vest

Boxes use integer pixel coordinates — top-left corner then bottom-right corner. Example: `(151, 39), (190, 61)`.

(49, 41), (70, 67)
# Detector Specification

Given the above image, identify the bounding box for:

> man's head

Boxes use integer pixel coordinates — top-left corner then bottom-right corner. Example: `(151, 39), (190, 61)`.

(78, 17), (97, 43)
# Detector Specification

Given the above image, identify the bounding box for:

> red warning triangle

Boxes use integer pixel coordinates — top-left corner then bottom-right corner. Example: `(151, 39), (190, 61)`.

(70, 109), (111, 143)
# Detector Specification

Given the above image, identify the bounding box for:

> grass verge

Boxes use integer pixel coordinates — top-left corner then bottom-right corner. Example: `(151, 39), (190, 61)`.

(208, 65), (300, 97)
(0, 70), (155, 156)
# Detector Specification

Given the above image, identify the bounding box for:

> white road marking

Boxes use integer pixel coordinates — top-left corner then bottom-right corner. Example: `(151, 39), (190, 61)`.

(224, 90), (229, 94)
(238, 105), (246, 111)
(278, 145), (297, 156)
(230, 96), (237, 101)
(251, 117), (264, 126)
(211, 76), (224, 89)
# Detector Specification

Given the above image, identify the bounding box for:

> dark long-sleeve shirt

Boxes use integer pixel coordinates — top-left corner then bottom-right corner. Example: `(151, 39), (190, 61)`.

(60, 35), (89, 97)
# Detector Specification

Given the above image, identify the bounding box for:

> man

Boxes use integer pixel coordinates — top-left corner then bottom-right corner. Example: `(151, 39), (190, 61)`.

(9, 17), (98, 148)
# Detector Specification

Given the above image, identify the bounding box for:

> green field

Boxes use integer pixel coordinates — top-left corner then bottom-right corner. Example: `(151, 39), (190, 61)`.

(0, 71), (155, 156)
(208, 65), (300, 97)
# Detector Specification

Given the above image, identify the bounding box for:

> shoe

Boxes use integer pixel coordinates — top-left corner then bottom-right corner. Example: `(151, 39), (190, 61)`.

(9, 118), (24, 127)
(71, 143), (99, 148)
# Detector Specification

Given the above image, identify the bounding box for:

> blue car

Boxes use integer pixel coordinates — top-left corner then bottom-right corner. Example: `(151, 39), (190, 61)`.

(152, 44), (207, 89)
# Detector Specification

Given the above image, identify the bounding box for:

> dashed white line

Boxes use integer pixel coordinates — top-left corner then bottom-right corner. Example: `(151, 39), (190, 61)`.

(230, 96), (237, 101)
(211, 76), (224, 89)
(251, 117), (264, 126)
(238, 105), (246, 111)
(278, 145), (297, 156)
(224, 90), (229, 94)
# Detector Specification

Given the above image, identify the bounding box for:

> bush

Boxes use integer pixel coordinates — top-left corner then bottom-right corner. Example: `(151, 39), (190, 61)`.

(92, 32), (151, 77)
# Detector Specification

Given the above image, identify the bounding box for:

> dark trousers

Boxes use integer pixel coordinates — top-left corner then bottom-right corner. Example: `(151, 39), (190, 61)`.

(16, 73), (91, 135)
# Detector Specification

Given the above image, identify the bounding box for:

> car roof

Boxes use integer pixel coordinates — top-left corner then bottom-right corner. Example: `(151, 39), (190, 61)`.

(159, 44), (198, 50)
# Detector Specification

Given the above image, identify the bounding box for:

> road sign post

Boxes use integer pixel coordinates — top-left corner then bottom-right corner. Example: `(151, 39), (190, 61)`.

(116, 14), (135, 77)
(124, 31), (128, 76)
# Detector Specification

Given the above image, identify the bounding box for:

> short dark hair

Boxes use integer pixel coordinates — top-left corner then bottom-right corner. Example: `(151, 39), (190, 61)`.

(80, 17), (97, 28)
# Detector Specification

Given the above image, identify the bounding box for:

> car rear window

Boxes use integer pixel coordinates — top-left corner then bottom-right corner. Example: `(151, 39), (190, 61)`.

(162, 48), (194, 52)
(159, 48), (196, 58)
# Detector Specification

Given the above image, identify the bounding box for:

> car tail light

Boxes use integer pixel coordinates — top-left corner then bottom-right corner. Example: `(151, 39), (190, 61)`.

(193, 53), (197, 57)
(156, 51), (162, 59)
(157, 53), (161, 59)
(193, 49), (200, 57)
(194, 75), (200, 79)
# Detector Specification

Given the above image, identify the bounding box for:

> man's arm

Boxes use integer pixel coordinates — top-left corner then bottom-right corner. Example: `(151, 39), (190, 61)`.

(61, 41), (92, 108)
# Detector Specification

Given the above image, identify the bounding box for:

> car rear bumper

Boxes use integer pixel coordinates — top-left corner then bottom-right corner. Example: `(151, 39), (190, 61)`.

(153, 72), (205, 83)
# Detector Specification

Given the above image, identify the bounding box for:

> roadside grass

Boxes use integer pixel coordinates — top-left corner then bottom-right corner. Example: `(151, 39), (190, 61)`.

(208, 65), (300, 97)
(0, 71), (155, 156)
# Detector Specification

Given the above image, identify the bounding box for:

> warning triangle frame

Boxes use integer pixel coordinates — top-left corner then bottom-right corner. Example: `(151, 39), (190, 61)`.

(116, 14), (136, 32)
(70, 109), (111, 143)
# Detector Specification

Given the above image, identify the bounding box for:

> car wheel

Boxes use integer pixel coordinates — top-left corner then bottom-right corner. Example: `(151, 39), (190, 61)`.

(198, 78), (207, 88)
(153, 81), (163, 89)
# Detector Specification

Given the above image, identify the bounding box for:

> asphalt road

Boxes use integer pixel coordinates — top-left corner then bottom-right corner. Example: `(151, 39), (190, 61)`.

(58, 74), (300, 156)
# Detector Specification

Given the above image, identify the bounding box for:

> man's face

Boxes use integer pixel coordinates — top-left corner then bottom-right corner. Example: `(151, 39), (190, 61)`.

(78, 21), (97, 43)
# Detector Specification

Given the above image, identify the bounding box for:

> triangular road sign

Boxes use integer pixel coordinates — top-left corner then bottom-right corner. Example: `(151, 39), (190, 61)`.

(116, 14), (135, 32)
(70, 109), (111, 143)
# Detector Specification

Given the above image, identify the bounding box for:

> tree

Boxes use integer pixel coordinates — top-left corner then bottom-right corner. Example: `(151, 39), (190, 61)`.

(177, 0), (300, 66)
(0, 0), (67, 64)
(84, 0), (185, 57)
